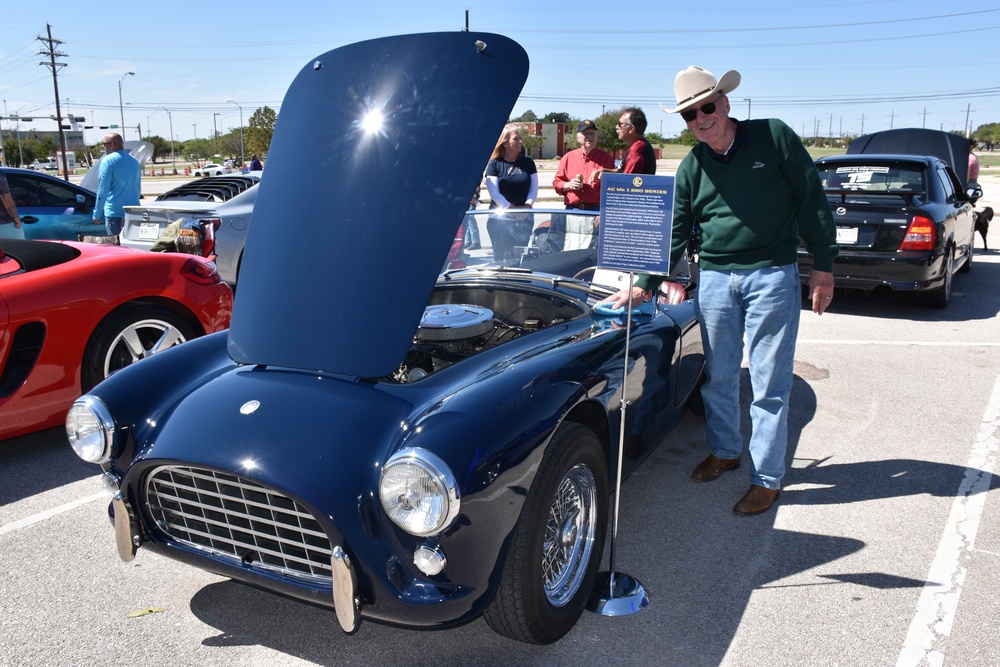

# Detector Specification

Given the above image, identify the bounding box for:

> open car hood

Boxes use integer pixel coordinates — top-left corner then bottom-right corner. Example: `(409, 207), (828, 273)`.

(847, 128), (973, 187)
(227, 33), (529, 377)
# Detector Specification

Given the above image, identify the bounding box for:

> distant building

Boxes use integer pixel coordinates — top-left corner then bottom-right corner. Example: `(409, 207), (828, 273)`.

(25, 130), (87, 151)
(511, 122), (573, 159)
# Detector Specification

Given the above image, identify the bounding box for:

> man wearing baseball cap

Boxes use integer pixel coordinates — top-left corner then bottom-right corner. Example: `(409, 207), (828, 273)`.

(602, 65), (838, 515)
(553, 119), (616, 211)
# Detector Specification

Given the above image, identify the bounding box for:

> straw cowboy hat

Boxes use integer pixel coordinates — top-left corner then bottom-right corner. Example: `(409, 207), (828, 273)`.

(660, 66), (741, 114)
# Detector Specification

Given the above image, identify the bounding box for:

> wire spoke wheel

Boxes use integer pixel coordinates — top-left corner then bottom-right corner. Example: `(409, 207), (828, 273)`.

(542, 464), (597, 607)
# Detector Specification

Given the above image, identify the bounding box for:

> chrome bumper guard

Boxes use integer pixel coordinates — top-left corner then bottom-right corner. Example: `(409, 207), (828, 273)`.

(331, 546), (360, 633)
(112, 492), (139, 562)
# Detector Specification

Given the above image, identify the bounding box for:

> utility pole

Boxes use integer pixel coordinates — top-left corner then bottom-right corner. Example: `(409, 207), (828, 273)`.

(37, 23), (71, 181)
(160, 106), (176, 174)
(964, 103), (974, 137)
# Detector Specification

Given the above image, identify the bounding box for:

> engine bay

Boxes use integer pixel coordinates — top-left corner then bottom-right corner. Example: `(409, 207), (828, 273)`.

(387, 282), (591, 383)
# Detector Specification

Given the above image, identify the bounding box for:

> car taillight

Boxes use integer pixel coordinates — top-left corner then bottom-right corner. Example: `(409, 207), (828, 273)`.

(899, 215), (935, 251)
(198, 218), (219, 258)
(181, 257), (222, 285)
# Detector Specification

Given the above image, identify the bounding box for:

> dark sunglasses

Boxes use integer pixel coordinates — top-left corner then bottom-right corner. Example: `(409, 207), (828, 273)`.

(680, 100), (717, 122)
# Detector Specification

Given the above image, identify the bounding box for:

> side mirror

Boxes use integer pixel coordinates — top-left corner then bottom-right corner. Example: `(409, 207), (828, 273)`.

(966, 181), (982, 205)
(75, 193), (91, 215)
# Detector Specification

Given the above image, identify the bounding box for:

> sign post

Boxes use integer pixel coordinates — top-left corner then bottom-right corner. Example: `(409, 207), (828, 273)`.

(587, 172), (674, 617)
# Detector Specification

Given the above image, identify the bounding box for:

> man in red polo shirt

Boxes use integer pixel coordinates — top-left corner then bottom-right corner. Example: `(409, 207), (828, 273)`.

(553, 120), (615, 211)
(616, 107), (656, 175)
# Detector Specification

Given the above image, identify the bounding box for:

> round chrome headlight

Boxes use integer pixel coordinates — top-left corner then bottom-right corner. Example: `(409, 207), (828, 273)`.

(66, 396), (116, 464)
(379, 448), (460, 537)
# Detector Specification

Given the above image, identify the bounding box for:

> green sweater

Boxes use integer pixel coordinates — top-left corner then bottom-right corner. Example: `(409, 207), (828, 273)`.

(636, 118), (837, 290)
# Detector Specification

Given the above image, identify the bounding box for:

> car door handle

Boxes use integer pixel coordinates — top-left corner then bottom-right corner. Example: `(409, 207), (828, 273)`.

(21, 216), (39, 224)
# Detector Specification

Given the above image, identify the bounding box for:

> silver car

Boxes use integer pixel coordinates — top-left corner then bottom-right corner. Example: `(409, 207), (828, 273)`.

(120, 173), (261, 285)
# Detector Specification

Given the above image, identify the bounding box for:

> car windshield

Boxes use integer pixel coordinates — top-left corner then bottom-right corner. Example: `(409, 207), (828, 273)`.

(443, 208), (600, 280)
(818, 163), (925, 193)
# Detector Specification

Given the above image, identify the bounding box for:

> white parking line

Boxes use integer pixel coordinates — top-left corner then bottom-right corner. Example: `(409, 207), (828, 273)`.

(0, 492), (106, 537)
(896, 373), (1000, 667)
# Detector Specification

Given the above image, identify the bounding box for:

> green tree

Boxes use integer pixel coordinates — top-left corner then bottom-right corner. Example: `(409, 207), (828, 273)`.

(542, 112), (571, 123)
(644, 132), (666, 147)
(245, 106), (277, 158)
(678, 128), (699, 146)
(511, 109), (537, 123)
(183, 138), (215, 166)
(145, 135), (172, 163)
(518, 127), (544, 157)
(593, 108), (628, 155)
(7, 133), (57, 167)
(215, 128), (243, 163)
(974, 122), (999, 151)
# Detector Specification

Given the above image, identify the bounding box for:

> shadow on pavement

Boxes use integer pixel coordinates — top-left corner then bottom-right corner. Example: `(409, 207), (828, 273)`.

(811, 248), (1000, 322)
(0, 427), (95, 506)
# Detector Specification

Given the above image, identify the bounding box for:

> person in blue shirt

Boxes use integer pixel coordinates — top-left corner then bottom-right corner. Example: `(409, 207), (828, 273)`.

(92, 133), (141, 236)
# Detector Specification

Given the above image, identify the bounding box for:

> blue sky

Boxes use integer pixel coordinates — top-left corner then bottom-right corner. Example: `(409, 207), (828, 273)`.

(2, 1), (998, 146)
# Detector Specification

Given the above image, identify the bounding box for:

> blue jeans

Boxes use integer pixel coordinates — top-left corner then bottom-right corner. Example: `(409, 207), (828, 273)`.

(106, 216), (124, 236)
(693, 264), (801, 490)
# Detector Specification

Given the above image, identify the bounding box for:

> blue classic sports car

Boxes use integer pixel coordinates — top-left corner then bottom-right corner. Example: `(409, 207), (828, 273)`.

(66, 32), (703, 644)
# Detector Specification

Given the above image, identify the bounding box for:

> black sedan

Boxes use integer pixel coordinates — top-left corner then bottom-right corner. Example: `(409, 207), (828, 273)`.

(798, 147), (977, 308)
(65, 32), (703, 645)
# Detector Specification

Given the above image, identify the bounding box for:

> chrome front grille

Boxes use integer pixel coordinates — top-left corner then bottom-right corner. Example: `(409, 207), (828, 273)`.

(145, 465), (332, 583)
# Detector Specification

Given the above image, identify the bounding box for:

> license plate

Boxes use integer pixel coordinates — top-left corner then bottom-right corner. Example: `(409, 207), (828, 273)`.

(138, 222), (161, 240)
(836, 227), (858, 245)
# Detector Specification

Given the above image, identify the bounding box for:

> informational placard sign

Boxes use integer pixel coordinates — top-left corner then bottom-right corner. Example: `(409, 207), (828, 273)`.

(597, 173), (674, 275)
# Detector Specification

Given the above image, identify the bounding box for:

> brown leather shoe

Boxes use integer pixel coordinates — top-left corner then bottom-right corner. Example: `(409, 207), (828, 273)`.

(733, 484), (780, 516)
(691, 454), (741, 482)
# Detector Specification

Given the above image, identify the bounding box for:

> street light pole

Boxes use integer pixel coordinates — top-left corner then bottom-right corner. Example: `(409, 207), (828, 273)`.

(228, 100), (244, 165)
(1, 99), (7, 168)
(118, 71), (135, 139)
(193, 124), (197, 140)
(159, 106), (176, 174)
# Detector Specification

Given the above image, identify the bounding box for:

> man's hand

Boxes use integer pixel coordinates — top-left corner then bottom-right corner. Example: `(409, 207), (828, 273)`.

(809, 270), (835, 315)
(597, 286), (647, 311)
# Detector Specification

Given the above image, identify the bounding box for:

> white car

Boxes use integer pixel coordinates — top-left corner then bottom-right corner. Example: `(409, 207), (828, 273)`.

(120, 172), (261, 285)
(192, 163), (232, 177)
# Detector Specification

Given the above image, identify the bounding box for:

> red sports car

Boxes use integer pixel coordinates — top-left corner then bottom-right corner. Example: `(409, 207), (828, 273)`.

(0, 239), (232, 441)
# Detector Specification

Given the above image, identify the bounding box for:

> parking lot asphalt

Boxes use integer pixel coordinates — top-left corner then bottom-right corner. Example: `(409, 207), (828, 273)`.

(5, 167), (1000, 667)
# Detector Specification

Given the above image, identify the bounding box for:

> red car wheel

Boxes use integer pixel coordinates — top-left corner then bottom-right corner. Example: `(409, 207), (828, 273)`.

(81, 304), (199, 391)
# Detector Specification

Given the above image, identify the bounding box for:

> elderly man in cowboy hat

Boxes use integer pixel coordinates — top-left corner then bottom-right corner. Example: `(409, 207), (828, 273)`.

(602, 65), (838, 515)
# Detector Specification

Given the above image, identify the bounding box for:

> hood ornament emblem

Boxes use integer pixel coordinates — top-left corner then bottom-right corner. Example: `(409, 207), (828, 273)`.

(240, 400), (261, 415)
